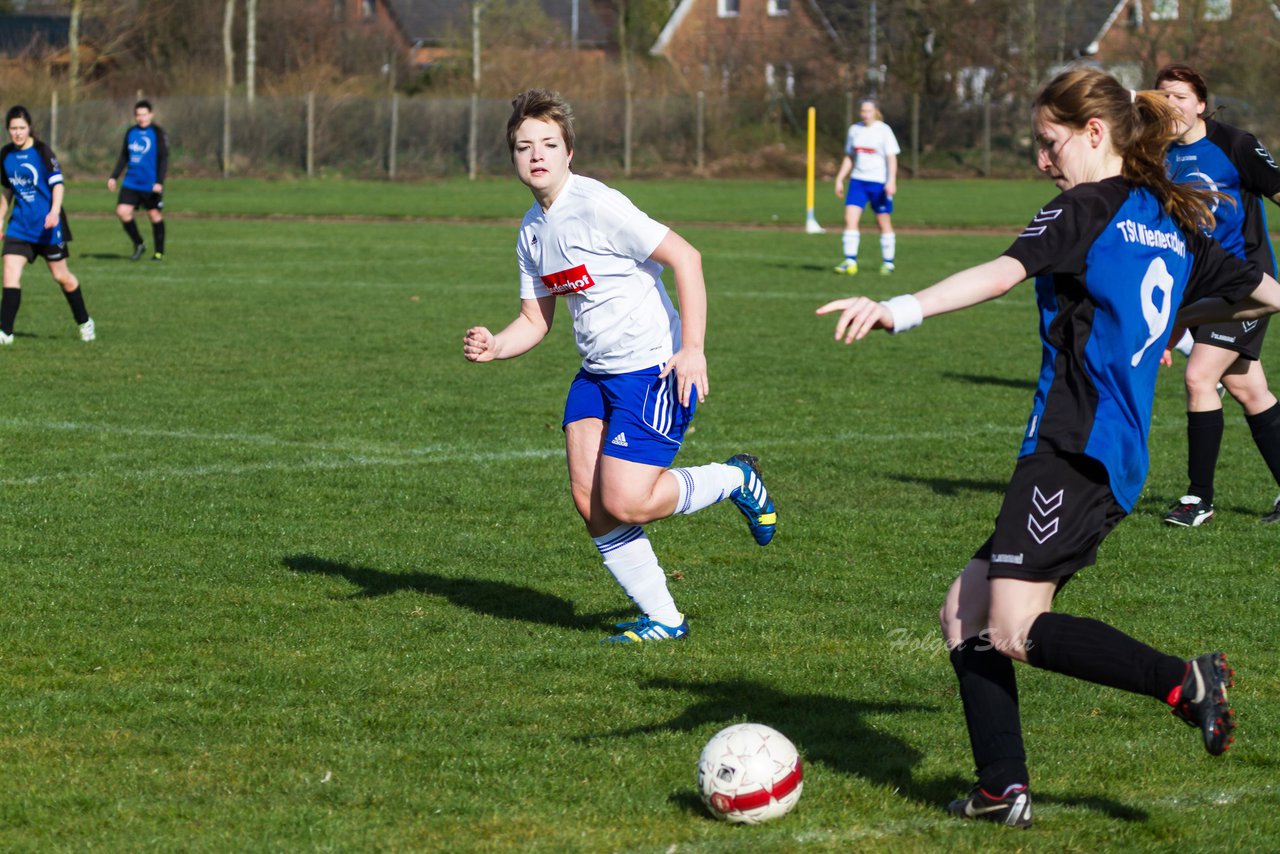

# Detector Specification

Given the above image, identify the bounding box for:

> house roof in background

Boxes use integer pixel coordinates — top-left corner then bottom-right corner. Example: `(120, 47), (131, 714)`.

(0, 14), (69, 55)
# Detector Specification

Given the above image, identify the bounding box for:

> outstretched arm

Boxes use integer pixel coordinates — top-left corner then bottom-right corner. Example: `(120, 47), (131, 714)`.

(463, 296), (555, 363)
(816, 255), (1028, 343)
(650, 229), (707, 406)
(1177, 273), (1280, 329)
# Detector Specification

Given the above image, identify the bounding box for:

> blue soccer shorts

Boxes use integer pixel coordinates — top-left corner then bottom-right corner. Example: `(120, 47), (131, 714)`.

(845, 179), (894, 214)
(563, 364), (695, 468)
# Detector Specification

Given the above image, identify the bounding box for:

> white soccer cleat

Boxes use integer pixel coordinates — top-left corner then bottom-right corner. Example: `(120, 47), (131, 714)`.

(79, 318), (96, 342)
(0, 330), (13, 345)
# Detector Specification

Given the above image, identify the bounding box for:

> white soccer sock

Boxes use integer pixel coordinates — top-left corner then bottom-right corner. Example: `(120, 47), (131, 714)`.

(1174, 329), (1194, 357)
(593, 525), (681, 625)
(880, 232), (896, 264)
(842, 230), (861, 260)
(670, 462), (741, 515)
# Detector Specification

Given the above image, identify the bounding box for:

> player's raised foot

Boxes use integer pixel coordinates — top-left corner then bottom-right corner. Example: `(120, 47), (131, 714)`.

(832, 259), (858, 275)
(151, 252), (164, 262)
(130, 243), (146, 261)
(1261, 495), (1280, 524)
(78, 318), (95, 342)
(0, 330), (12, 345)
(947, 783), (1032, 829)
(880, 261), (895, 275)
(1171, 652), (1236, 755)
(726, 454), (776, 545)
(603, 615), (688, 644)
(1164, 495), (1213, 527)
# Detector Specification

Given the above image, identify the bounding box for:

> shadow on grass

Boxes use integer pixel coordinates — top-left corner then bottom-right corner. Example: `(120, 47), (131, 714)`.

(887, 473), (1007, 497)
(942, 371), (1036, 392)
(282, 553), (627, 632)
(585, 676), (965, 811)
(595, 677), (1147, 823)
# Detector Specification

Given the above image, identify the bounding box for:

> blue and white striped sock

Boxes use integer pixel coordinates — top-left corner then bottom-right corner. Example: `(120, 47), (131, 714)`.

(842, 229), (860, 260)
(670, 462), (740, 515)
(593, 525), (680, 625)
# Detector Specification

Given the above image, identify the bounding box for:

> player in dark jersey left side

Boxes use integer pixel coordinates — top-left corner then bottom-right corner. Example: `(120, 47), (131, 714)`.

(0, 106), (94, 345)
(818, 68), (1280, 828)
(1155, 63), (1280, 526)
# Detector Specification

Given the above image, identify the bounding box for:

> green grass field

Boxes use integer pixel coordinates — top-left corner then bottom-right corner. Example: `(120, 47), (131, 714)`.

(1, 177), (1277, 852)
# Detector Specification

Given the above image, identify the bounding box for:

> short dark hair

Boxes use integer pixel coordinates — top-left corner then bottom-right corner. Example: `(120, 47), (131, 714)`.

(5, 105), (33, 128)
(1153, 63), (1208, 104)
(135, 99), (153, 112)
(506, 89), (575, 157)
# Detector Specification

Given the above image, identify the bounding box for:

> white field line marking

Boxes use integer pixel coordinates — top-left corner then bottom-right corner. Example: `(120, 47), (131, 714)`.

(0, 419), (561, 486)
(0, 417), (444, 457)
(0, 449), (561, 487)
(0, 415), (1196, 486)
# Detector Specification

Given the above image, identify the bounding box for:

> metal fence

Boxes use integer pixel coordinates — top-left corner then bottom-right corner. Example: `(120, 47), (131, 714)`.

(33, 91), (1103, 182)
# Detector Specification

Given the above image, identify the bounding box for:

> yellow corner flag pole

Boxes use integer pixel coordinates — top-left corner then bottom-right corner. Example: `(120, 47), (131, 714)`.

(805, 106), (824, 234)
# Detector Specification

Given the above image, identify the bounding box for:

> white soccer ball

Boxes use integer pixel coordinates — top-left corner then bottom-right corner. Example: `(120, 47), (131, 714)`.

(696, 723), (804, 824)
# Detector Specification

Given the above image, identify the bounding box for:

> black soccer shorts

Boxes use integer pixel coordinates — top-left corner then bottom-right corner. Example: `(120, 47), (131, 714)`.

(118, 187), (164, 211)
(2, 237), (69, 263)
(974, 451), (1127, 582)
(1191, 317), (1270, 361)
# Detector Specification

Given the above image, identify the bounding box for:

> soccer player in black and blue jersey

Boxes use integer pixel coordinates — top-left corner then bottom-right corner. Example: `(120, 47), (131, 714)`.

(0, 106), (94, 345)
(819, 68), (1280, 828)
(108, 100), (169, 262)
(1155, 63), (1280, 527)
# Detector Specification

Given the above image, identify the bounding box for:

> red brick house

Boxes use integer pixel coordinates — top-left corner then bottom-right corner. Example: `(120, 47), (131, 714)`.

(649, 0), (844, 96)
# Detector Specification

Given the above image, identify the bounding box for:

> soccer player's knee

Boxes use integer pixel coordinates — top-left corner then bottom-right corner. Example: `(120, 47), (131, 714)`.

(1220, 372), (1263, 406)
(601, 495), (648, 525)
(1184, 363), (1223, 395)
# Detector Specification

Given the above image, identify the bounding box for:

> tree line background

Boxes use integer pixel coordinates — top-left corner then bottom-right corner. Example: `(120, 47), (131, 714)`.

(3, 0), (1280, 180)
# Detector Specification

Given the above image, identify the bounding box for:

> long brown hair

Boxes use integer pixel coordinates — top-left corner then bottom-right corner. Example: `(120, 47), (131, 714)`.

(1033, 67), (1216, 232)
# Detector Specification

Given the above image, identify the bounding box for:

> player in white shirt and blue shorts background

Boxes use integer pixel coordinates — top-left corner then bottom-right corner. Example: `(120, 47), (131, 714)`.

(833, 99), (901, 276)
(463, 89), (777, 644)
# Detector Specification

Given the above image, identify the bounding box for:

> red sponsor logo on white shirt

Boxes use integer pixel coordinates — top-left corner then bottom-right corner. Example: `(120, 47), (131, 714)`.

(541, 264), (596, 296)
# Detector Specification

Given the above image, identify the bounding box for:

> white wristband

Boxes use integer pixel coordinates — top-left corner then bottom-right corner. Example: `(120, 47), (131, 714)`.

(880, 294), (923, 335)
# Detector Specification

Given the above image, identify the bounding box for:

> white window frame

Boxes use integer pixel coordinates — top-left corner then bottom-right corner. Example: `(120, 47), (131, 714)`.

(1203, 0), (1230, 20)
(768, 0), (790, 16)
(1150, 0), (1178, 20)
(718, 0), (740, 18)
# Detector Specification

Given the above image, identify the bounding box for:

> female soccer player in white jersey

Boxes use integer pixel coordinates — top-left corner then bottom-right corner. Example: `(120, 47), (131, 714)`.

(818, 68), (1280, 828)
(1154, 63), (1280, 528)
(833, 99), (900, 275)
(463, 90), (776, 644)
(0, 106), (94, 345)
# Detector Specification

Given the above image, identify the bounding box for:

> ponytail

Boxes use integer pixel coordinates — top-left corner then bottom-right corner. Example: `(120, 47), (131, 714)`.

(1034, 68), (1221, 233)
(1124, 90), (1217, 233)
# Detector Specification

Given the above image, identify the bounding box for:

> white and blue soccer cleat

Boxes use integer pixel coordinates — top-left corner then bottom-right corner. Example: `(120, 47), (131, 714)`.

(726, 454), (777, 546)
(603, 615), (689, 644)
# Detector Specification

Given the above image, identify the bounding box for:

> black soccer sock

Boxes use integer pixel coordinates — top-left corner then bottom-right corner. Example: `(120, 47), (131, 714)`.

(1246, 402), (1280, 488)
(950, 640), (1028, 792)
(1186, 409), (1224, 502)
(122, 220), (143, 247)
(152, 221), (166, 254)
(1, 287), (20, 335)
(1025, 612), (1186, 702)
(62, 287), (89, 325)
